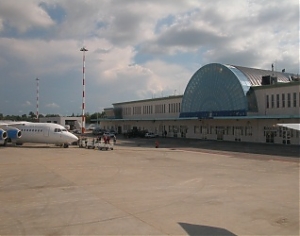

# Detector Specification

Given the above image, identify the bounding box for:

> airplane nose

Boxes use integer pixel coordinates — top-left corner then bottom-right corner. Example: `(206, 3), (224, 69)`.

(69, 133), (79, 142)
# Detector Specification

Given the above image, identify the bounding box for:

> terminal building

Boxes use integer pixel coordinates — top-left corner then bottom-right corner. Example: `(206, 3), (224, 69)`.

(100, 63), (300, 145)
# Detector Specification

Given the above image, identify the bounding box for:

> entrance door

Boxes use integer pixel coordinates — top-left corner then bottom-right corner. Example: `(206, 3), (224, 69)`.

(117, 126), (122, 134)
(282, 129), (291, 144)
(266, 131), (275, 143)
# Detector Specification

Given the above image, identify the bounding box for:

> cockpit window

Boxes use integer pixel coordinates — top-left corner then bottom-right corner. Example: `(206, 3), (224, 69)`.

(54, 128), (62, 132)
(61, 129), (67, 132)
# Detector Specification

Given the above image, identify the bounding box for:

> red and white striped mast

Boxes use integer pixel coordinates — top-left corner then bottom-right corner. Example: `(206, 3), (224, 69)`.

(36, 77), (39, 121)
(80, 46), (88, 134)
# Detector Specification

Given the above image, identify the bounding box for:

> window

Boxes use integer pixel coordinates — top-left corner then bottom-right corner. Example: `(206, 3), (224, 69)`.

(245, 126), (252, 136)
(282, 94), (285, 108)
(271, 94), (274, 108)
(266, 95), (269, 108)
(287, 93), (291, 107)
(293, 93), (297, 107)
(276, 94), (280, 108)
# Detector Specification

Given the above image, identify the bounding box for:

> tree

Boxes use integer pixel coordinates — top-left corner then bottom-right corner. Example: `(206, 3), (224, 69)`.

(29, 111), (36, 119)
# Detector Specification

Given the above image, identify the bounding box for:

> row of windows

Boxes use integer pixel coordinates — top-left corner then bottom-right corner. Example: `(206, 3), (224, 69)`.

(266, 92), (300, 109)
(133, 106), (142, 115)
(20, 129), (43, 132)
(169, 103), (181, 113)
(263, 126), (298, 138)
(123, 107), (131, 115)
(193, 125), (253, 136)
(155, 104), (166, 114)
(19, 128), (66, 132)
(143, 105), (153, 114)
(119, 124), (299, 138)
(123, 102), (181, 115)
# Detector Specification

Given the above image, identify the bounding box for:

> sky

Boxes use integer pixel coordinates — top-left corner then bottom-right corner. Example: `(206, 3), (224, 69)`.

(0, 0), (299, 116)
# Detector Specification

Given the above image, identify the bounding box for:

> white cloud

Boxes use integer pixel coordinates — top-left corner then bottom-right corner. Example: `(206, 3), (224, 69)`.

(45, 103), (60, 108)
(0, 1), (54, 33)
(0, 0), (298, 115)
(22, 101), (32, 107)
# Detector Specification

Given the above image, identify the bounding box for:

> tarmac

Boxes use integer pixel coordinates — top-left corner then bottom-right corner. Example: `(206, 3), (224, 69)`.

(0, 136), (299, 235)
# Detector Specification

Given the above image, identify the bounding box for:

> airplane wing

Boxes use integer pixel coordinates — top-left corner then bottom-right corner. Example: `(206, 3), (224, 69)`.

(277, 123), (300, 131)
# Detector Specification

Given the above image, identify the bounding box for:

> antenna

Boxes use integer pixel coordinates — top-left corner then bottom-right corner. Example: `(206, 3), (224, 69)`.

(36, 78), (39, 120)
(80, 46), (88, 134)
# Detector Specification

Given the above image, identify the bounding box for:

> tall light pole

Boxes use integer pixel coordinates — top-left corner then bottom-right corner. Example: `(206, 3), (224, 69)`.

(36, 77), (39, 121)
(80, 46), (88, 134)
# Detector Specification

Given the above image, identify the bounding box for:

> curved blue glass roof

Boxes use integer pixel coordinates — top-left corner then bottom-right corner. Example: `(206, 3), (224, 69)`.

(180, 63), (250, 118)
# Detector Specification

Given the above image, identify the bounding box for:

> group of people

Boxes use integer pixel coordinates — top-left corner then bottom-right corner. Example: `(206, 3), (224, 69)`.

(97, 134), (116, 144)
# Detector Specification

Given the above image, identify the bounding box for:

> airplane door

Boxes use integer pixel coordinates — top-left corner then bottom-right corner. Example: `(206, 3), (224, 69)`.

(43, 127), (50, 137)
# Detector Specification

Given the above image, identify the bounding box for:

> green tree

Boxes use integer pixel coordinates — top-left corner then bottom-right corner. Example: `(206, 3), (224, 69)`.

(29, 111), (35, 119)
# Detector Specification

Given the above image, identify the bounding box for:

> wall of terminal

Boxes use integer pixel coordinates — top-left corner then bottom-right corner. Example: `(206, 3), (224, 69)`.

(104, 108), (114, 118)
(113, 96), (182, 119)
(254, 83), (300, 116)
(100, 118), (299, 145)
(99, 65), (300, 146)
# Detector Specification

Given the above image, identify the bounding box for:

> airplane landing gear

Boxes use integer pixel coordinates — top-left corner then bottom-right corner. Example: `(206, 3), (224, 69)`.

(63, 143), (69, 148)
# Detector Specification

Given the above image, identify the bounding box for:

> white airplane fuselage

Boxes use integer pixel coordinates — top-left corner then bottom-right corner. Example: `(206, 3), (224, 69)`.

(12, 122), (78, 147)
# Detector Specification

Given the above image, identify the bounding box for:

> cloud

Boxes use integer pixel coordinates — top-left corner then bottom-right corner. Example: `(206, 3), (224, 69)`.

(45, 103), (60, 108)
(0, 0), (298, 115)
(22, 101), (32, 107)
(0, 1), (54, 33)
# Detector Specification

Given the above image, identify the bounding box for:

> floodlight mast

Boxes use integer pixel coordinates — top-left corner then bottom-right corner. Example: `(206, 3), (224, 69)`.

(80, 47), (88, 134)
(36, 77), (39, 121)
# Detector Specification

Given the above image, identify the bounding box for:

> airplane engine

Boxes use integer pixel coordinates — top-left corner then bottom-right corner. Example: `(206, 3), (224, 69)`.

(0, 128), (8, 140)
(6, 128), (22, 140)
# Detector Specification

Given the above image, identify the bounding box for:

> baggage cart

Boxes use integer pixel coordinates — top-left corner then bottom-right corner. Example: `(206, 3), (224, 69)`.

(96, 141), (114, 151)
(78, 137), (88, 148)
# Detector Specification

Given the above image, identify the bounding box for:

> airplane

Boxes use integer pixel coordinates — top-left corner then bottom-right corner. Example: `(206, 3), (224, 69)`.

(0, 121), (78, 148)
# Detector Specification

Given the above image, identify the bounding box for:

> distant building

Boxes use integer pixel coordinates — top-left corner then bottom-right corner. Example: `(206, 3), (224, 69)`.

(104, 108), (115, 119)
(39, 117), (82, 130)
(100, 63), (300, 145)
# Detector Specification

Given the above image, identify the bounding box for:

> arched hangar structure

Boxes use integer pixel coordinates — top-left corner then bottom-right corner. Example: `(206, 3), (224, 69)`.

(180, 63), (290, 118)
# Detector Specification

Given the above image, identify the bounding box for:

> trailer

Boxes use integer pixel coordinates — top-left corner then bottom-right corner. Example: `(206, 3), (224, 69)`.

(78, 137), (97, 149)
(86, 139), (97, 149)
(78, 137), (88, 148)
(96, 141), (114, 151)
(78, 137), (114, 150)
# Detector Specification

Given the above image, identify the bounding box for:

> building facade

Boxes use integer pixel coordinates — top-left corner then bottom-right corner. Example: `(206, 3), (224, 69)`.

(39, 117), (82, 130)
(100, 63), (300, 145)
